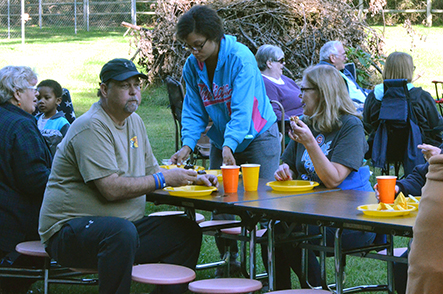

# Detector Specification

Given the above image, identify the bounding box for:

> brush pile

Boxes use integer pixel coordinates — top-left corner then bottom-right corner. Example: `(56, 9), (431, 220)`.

(131, 0), (385, 85)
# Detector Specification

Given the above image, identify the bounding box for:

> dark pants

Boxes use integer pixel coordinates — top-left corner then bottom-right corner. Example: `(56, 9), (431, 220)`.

(210, 123), (281, 259)
(393, 250), (408, 294)
(46, 215), (202, 294)
(272, 222), (376, 290)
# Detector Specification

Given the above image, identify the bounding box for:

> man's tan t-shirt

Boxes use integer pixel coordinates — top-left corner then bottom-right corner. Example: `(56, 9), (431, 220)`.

(39, 102), (159, 243)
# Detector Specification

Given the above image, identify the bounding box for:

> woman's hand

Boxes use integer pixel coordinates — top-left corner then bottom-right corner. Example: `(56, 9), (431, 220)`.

(374, 183), (400, 202)
(222, 146), (236, 166)
(274, 163), (293, 181)
(288, 119), (316, 147)
(195, 174), (219, 188)
(169, 146), (192, 165)
(418, 143), (441, 161)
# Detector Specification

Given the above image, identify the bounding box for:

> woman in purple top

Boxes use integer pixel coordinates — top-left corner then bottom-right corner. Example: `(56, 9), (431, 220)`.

(256, 44), (303, 122)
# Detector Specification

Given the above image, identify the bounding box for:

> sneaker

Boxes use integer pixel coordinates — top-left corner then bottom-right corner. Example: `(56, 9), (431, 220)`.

(215, 260), (242, 278)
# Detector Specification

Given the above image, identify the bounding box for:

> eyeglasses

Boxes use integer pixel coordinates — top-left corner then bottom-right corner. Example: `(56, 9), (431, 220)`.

(300, 87), (316, 93)
(182, 38), (209, 52)
(274, 57), (285, 64)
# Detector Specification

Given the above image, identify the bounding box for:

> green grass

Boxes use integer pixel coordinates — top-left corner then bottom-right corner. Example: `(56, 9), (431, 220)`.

(0, 25), (434, 293)
(371, 25), (443, 95)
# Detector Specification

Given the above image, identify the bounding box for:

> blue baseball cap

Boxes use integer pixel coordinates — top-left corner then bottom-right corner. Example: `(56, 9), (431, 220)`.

(100, 58), (148, 83)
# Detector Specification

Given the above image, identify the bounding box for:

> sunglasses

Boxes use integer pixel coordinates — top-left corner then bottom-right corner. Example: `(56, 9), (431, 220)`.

(274, 57), (285, 64)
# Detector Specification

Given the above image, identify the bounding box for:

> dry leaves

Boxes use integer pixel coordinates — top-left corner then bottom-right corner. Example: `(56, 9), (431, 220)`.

(131, 0), (385, 85)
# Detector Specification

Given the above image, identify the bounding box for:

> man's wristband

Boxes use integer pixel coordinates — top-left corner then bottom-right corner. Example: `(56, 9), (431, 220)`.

(153, 172), (166, 189)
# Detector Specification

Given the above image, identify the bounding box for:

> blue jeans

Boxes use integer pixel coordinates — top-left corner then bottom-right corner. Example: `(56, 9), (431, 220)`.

(210, 123), (281, 258)
(46, 216), (202, 294)
(209, 122), (280, 180)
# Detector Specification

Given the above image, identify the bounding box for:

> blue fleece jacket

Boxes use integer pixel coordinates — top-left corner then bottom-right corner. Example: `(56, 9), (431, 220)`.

(181, 35), (277, 153)
(36, 111), (70, 136)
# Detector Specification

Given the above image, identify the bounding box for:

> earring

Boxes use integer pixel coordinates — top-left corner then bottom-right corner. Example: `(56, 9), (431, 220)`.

(18, 102), (21, 106)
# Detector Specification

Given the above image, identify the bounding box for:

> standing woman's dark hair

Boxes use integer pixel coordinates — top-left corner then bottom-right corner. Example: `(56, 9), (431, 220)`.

(176, 5), (224, 43)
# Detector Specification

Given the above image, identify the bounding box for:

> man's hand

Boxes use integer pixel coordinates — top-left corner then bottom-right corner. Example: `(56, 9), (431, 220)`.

(162, 168), (198, 187)
(418, 143), (441, 161)
(374, 183), (400, 201)
(222, 146), (236, 166)
(169, 146), (192, 165)
(195, 174), (219, 188)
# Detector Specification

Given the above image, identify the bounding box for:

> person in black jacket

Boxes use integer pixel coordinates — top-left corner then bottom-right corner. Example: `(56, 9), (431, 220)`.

(364, 52), (443, 156)
(374, 143), (442, 294)
(0, 65), (52, 293)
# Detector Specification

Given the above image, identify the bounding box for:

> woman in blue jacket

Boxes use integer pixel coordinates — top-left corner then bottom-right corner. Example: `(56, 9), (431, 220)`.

(170, 5), (281, 275)
(170, 5), (280, 176)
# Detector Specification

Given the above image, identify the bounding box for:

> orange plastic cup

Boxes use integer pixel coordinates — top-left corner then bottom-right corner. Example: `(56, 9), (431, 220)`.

(376, 176), (397, 204)
(241, 164), (261, 191)
(221, 165), (240, 193)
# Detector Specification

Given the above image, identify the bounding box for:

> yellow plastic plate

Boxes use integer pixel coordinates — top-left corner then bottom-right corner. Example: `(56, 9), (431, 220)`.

(205, 170), (223, 181)
(164, 185), (217, 197)
(357, 204), (416, 217)
(160, 164), (205, 172)
(407, 196), (421, 210)
(266, 180), (319, 192)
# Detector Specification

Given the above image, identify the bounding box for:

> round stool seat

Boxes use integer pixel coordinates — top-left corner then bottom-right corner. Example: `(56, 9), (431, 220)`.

(189, 278), (262, 293)
(149, 211), (205, 224)
(132, 263), (196, 285)
(377, 247), (407, 257)
(269, 290), (331, 293)
(220, 227), (267, 237)
(16, 241), (48, 257)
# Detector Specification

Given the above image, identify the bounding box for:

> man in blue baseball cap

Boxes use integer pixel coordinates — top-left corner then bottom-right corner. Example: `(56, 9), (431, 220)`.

(39, 58), (218, 294)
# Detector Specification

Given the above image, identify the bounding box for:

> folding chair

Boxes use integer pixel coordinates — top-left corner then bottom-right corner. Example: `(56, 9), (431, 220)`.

(166, 76), (210, 167)
(371, 79), (425, 177)
(270, 100), (285, 154)
(59, 88), (76, 124)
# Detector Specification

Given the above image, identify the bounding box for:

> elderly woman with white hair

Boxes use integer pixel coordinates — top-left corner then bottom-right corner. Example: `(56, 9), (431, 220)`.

(255, 44), (303, 123)
(0, 65), (52, 293)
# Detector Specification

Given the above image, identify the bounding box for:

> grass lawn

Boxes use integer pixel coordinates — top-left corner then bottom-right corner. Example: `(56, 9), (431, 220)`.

(0, 24), (436, 293)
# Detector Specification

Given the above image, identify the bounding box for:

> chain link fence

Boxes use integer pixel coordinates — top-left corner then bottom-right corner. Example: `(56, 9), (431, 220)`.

(0, 0), (138, 39)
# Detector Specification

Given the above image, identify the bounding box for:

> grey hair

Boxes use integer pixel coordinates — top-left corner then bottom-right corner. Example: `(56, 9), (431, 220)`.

(0, 65), (37, 104)
(255, 44), (284, 71)
(319, 41), (341, 62)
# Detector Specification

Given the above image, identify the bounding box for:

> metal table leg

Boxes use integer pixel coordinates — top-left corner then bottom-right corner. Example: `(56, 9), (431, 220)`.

(334, 228), (344, 294)
(267, 219), (275, 291)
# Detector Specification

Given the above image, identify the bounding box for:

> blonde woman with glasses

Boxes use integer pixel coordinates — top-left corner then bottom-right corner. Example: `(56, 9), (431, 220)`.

(271, 65), (374, 290)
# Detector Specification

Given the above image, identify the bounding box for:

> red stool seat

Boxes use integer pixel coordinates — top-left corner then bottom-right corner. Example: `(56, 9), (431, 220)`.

(132, 263), (196, 285)
(16, 241), (48, 257)
(188, 278), (262, 293)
